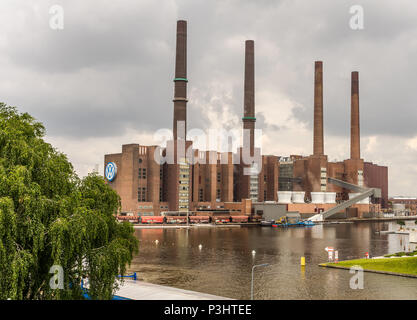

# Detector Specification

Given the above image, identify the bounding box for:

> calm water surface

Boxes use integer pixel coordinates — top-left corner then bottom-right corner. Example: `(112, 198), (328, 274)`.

(128, 221), (417, 299)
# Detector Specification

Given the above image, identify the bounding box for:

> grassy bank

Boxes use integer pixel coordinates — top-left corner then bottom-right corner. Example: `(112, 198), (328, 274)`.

(384, 250), (417, 258)
(322, 256), (417, 276)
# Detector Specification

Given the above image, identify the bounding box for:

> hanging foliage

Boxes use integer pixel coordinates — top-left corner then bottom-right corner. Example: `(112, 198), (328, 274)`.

(0, 103), (138, 299)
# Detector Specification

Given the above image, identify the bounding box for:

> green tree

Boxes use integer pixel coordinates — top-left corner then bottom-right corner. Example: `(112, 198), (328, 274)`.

(0, 103), (138, 299)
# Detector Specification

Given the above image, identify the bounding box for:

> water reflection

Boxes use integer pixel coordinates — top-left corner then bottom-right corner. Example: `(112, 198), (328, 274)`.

(129, 222), (417, 299)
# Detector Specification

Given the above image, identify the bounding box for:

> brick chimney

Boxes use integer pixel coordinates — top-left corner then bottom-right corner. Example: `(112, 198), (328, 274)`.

(173, 20), (188, 140)
(242, 40), (255, 156)
(350, 71), (360, 159)
(313, 61), (324, 156)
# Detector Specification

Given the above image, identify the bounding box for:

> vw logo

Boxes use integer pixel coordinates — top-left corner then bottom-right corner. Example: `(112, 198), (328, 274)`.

(105, 162), (117, 182)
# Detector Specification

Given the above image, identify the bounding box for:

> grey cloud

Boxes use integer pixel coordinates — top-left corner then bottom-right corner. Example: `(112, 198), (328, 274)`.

(1, 1), (417, 139)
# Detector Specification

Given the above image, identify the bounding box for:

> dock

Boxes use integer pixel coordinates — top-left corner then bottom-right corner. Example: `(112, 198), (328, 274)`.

(114, 280), (232, 300)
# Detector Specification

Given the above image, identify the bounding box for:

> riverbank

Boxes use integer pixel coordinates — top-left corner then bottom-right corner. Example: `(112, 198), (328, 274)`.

(343, 216), (417, 222)
(133, 223), (244, 229)
(128, 216), (417, 228)
(320, 256), (417, 278)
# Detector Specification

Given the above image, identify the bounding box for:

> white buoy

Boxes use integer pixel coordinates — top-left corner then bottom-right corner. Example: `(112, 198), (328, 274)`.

(252, 250), (256, 255)
(198, 244), (203, 250)
(155, 240), (159, 245)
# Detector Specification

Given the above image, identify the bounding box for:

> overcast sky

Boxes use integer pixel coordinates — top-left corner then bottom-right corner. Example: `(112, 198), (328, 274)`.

(1, 0), (416, 196)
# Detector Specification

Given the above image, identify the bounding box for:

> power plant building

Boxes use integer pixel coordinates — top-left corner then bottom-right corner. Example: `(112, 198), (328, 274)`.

(104, 20), (388, 218)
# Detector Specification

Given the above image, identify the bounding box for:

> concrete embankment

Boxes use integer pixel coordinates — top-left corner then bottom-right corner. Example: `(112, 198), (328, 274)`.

(131, 217), (416, 229)
(133, 223), (250, 229)
(115, 280), (232, 300)
(343, 216), (417, 222)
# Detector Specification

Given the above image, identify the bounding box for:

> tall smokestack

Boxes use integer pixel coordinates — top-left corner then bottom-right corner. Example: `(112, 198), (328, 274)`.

(173, 20), (188, 140)
(313, 61), (324, 156)
(242, 40), (255, 156)
(350, 71), (360, 159)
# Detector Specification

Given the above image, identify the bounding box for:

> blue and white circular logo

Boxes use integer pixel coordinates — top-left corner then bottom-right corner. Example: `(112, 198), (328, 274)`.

(105, 162), (117, 182)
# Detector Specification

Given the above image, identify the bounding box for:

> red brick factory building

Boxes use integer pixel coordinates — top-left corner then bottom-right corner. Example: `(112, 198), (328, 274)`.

(104, 20), (388, 220)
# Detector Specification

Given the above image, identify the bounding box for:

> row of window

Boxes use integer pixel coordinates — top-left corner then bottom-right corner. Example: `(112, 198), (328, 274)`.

(137, 212), (154, 216)
(138, 168), (147, 179)
(138, 187), (146, 202)
(197, 189), (223, 201)
(198, 205), (224, 209)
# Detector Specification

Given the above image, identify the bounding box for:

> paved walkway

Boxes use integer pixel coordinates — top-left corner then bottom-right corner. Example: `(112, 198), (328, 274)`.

(114, 280), (232, 300)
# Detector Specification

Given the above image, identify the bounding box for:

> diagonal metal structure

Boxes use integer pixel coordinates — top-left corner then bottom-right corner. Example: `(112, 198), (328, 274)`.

(321, 188), (375, 220)
(308, 177), (381, 221)
(326, 177), (366, 193)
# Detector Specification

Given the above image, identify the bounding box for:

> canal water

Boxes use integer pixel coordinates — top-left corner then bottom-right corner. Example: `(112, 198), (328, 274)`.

(129, 221), (417, 299)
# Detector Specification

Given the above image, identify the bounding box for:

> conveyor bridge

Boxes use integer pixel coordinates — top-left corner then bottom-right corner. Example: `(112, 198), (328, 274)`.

(308, 177), (381, 221)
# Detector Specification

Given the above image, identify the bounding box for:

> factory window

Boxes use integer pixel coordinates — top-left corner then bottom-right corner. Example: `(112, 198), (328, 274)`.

(264, 190), (267, 199)
(199, 189), (203, 202)
(138, 187), (146, 202)
(216, 189), (221, 199)
(138, 158), (143, 164)
(160, 168), (163, 179)
(138, 168), (142, 179)
(217, 172), (221, 183)
(159, 187), (162, 202)
(142, 168), (146, 179)
(264, 175), (267, 182)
